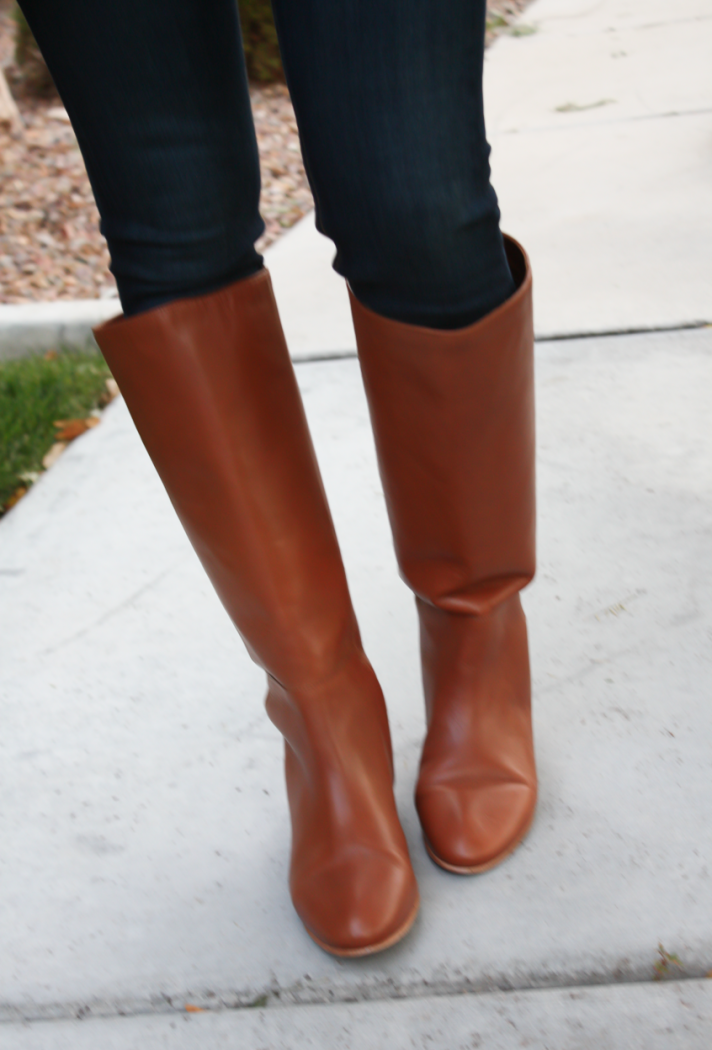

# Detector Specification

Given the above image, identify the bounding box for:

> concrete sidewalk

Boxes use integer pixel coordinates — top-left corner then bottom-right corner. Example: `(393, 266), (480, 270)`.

(2, 323), (711, 1047)
(2, 0), (712, 1046)
(485, 0), (712, 337)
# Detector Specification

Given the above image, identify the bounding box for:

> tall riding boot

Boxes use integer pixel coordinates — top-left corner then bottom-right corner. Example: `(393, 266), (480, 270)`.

(350, 236), (537, 874)
(93, 270), (419, 953)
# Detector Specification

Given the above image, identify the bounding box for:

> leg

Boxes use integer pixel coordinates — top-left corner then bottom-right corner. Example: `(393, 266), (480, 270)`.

(351, 239), (537, 872)
(272, 0), (537, 869)
(21, 0), (419, 950)
(272, 0), (515, 328)
(19, 0), (263, 315)
(95, 274), (419, 949)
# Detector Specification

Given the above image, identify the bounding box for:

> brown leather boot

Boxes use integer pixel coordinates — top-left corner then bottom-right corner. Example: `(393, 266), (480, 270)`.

(93, 270), (419, 953)
(350, 236), (537, 874)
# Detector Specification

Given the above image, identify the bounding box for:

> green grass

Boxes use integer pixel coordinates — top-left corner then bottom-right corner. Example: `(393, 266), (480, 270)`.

(0, 349), (111, 514)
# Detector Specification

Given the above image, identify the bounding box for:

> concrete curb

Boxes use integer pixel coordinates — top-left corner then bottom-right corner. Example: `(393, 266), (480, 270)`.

(0, 299), (121, 361)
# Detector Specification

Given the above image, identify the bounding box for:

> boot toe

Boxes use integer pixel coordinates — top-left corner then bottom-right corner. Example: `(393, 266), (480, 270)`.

(417, 779), (536, 873)
(292, 848), (420, 956)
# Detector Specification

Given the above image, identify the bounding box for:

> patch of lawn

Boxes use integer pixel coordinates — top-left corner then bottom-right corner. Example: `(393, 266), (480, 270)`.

(0, 350), (112, 515)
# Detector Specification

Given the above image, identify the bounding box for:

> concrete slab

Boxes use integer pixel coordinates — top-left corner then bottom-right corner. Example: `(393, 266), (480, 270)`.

(4, 980), (712, 1049)
(485, 0), (712, 335)
(263, 212), (356, 360)
(485, 0), (712, 125)
(1, 327), (711, 1021)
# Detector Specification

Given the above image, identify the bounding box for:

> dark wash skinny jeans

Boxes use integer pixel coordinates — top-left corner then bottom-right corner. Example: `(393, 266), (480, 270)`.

(19, 0), (515, 327)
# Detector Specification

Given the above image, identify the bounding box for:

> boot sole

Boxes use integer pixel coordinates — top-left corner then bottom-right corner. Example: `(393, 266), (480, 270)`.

(305, 892), (420, 957)
(423, 810), (535, 875)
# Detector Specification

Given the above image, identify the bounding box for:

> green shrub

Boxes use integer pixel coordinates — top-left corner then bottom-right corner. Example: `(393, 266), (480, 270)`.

(238, 0), (284, 83)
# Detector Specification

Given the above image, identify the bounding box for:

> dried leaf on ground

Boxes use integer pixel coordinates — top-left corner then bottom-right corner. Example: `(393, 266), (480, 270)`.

(95, 375), (121, 408)
(41, 441), (67, 469)
(4, 483), (27, 509)
(53, 416), (99, 441)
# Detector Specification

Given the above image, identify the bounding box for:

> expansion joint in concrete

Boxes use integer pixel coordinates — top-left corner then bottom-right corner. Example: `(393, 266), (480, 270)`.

(3, 968), (711, 1028)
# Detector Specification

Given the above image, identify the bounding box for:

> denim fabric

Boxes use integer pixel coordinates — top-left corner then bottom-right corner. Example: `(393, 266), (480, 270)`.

(19, 0), (264, 317)
(19, 0), (514, 325)
(272, 0), (515, 328)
